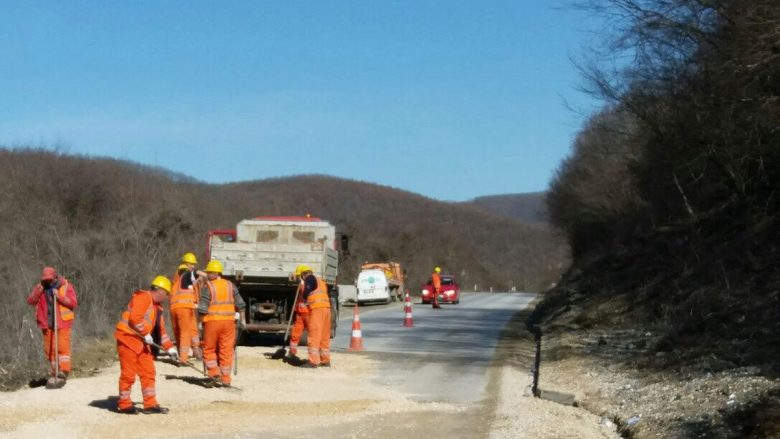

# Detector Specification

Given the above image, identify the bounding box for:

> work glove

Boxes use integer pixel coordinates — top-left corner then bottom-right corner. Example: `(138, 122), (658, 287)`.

(167, 347), (179, 361)
(143, 334), (154, 345)
(234, 312), (241, 321)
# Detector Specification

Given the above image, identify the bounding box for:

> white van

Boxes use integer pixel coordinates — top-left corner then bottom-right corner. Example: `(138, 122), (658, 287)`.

(356, 269), (392, 304)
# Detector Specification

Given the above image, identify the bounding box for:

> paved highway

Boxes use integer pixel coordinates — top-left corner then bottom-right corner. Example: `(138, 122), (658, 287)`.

(333, 292), (536, 404)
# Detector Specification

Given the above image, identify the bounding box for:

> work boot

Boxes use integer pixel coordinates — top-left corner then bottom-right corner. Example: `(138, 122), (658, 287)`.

(142, 406), (169, 415)
(433, 304), (442, 309)
(117, 406), (138, 415)
(299, 362), (318, 369)
(319, 362), (331, 368)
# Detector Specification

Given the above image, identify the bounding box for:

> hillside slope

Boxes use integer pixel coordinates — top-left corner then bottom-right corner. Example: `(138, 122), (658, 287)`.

(464, 192), (548, 224)
(0, 148), (568, 389)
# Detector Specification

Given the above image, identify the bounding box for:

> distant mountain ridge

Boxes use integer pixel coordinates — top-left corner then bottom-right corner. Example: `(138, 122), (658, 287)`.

(463, 192), (548, 224)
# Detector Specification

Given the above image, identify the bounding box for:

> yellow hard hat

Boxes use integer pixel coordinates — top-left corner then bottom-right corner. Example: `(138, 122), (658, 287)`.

(205, 259), (223, 274)
(181, 252), (198, 264)
(151, 275), (172, 294)
(434, 266), (441, 273)
(295, 264), (312, 276)
(177, 263), (188, 272)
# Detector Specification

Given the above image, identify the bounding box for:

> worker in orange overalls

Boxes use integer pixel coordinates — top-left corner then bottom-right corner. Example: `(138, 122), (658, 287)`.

(26, 266), (78, 384)
(431, 266), (442, 309)
(297, 265), (331, 368)
(197, 260), (245, 387)
(114, 276), (178, 415)
(170, 252), (204, 363)
(287, 267), (310, 360)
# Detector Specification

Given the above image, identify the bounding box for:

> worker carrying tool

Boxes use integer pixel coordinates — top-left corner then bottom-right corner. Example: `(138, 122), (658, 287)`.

(26, 266), (78, 388)
(170, 253), (205, 363)
(431, 267), (442, 309)
(197, 259), (245, 387)
(296, 265), (331, 368)
(114, 275), (178, 415)
(287, 267), (310, 360)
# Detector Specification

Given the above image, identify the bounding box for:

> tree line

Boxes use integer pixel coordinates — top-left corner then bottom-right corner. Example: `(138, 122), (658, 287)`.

(547, 1), (779, 365)
(0, 148), (567, 388)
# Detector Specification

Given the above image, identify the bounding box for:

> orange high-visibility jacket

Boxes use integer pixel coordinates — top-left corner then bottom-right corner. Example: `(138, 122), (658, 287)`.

(115, 290), (173, 353)
(170, 271), (197, 310)
(202, 278), (237, 322)
(27, 278), (77, 329)
(432, 273), (441, 292)
(306, 276), (330, 310)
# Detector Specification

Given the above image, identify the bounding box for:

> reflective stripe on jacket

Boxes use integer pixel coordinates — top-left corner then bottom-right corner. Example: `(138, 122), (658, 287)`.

(203, 278), (236, 322)
(306, 276), (330, 310)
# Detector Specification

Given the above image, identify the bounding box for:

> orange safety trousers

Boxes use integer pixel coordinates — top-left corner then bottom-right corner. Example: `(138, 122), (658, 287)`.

(307, 307), (331, 365)
(42, 328), (71, 374)
(202, 320), (235, 384)
(117, 341), (158, 410)
(289, 313), (309, 356)
(171, 308), (199, 362)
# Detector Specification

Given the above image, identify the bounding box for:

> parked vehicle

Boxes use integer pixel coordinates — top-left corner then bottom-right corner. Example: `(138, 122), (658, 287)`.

(356, 262), (405, 304)
(207, 216), (347, 338)
(421, 274), (460, 304)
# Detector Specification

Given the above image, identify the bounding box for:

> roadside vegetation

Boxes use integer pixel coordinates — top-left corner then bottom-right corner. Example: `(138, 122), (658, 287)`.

(0, 148), (567, 390)
(542, 0), (779, 436)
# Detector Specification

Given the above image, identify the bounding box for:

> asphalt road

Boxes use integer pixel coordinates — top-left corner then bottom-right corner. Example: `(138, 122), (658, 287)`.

(333, 292), (536, 404)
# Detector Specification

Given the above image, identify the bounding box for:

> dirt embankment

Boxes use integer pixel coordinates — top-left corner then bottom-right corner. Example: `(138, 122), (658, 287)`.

(529, 288), (780, 438)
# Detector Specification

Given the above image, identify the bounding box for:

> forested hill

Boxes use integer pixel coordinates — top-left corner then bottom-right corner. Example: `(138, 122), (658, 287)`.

(464, 192), (548, 224)
(543, 0), (780, 388)
(0, 148), (568, 387)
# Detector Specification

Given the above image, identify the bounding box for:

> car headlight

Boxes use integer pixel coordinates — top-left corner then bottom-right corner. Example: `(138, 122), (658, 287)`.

(422, 290), (429, 295)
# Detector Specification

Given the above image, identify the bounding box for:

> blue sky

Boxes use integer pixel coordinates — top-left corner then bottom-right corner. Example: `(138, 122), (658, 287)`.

(0, 1), (601, 201)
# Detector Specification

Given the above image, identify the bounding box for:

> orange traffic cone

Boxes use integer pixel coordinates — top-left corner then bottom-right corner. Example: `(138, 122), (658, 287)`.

(403, 291), (414, 327)
(348, 303), (364, 351)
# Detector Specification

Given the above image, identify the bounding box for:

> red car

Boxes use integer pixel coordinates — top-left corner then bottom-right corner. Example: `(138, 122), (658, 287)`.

(421, 274), (460, 304)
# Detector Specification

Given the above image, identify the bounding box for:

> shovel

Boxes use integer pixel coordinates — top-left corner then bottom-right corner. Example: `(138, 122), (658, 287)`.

(267, 285), (302, 360)
(46, 289), (66, 389)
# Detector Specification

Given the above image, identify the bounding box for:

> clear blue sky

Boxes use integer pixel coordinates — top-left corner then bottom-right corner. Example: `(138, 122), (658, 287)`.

(0, 1), (600, 201)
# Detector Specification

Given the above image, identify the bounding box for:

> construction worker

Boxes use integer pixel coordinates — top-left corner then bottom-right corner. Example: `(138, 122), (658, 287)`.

(287, 266), (310, 360)
(169, 253), (204, 363)
(114, 276), (178, 415)
(198, 259), (245, 387)
(431, 266), (442, 309)
(26, 266), (78, 384)
(296, 265), (331, 368)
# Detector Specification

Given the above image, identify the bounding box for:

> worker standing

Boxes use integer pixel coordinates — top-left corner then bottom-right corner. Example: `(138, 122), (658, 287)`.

(198, 260), (245, 387)
(170, 253), (203, 363)
(26, 267), (78, 384)
(287, 267), (310, 360)
(431, 267), (442, 309)
(114, 276), (178, 415)
(296, 265), (331, 368)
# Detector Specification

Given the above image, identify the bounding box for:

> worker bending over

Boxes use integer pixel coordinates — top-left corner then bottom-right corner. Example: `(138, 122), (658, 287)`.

(114, 276), (178, 414)
(287, 266), (310, 360)
(198, 260), (245, 387)
(296, 265), (331, 368)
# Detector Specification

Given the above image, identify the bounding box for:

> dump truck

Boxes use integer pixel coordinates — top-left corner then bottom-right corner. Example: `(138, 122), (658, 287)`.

(356, 262), (405, 304)
(206, 216), (346, 338)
